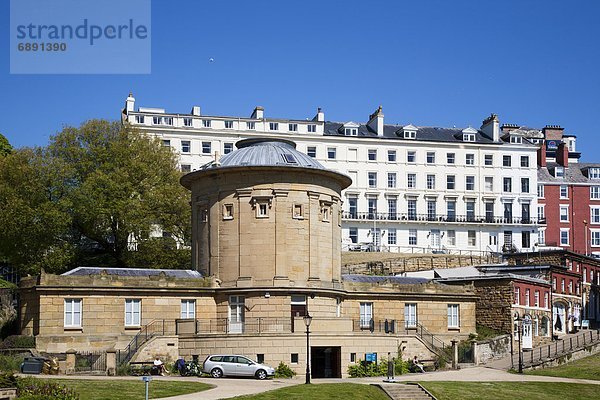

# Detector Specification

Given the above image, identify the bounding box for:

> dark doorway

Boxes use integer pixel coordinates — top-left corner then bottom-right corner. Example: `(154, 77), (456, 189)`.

(311, 346), (341, 378)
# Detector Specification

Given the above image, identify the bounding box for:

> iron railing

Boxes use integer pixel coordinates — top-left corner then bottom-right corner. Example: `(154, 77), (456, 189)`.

(180, 318), (293, 335)
(75, 351), (107, 373)
(342, 211), (545, 225)
(118, 319), (176, 365)
(406, 322), (451, 362)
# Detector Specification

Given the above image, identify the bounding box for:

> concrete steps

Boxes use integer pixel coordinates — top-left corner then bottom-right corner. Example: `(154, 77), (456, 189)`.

(376, 383), (436, 400)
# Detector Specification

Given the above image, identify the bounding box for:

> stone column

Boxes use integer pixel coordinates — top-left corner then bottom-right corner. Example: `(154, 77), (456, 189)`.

(65, 349), (76, 375)
(451, 340), (458, 370)
(106, 350), (117, 376)
(472, 341), (478, 366)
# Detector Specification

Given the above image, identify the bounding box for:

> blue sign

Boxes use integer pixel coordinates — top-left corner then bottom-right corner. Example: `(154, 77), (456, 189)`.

(365, 353), (377, 363)
(546, 140), (559, 150)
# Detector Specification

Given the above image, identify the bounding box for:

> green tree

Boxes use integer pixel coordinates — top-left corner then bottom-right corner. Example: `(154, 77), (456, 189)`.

(0, 120), (191, 274)
(0, 134), (12, 157)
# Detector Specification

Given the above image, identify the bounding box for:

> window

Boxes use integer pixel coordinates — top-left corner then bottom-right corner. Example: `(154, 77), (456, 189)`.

(269, 122), (279, 131)
(560, 185), (568, 198)
(246, 121), (255, 130)
(181, 300), (196, 319)
(588, 167), (600, 179)
(404, 130), (416, 139)
(521, 156), (529, 167)
(183, 117), (192, 127)
(224, 120), (234, 129)
(447, 304), (459, 328)
(404, 303), (417, 328)
(538, 184), (544, 198)
(591, 186), (600, 199)
(514, 287), (520, 305)
(368, 149), (377, 161)
(468, 230), (476, 246)
(125, 299), (141, 327)
(447, 153), (455, 164)
(135, 115), (144, 124)
(256, 201), (270, 218)
(560, 206), (569, 222)
(503, 177), (512, 192)
(561, 279), (565, 293)
(368, 172), (377, 188)
(503, 155), (511, 167)
(407, 200), (417, 221)
(202, 142), (212, 154)
(165, 117), (173, 125)
(447, 230), (456, 246)
(387, 173), (396, 189)
(293, 204), (303, 219)
(181, 140), (191, 153)
(360, 302), (373, 328)
(407, 173), (416, 189)
(327, 147), (336, 160)
(484, 177), (493, 192)
(427, 174), (435, 190)
(202, 119), (211, 128)
(504, 202), (513, 220)
(465, 176), (475, 191)
(388, 198), (397, 218)
(344, 128), (358, 136)
(538, 205), (545, 221)
(560, 229), (569, 245)
(510, 135), (522, 144)
(223, 204), (234, 220)
(321, 203), (331, 222)
(592, 207), (600, 223)
(388, 228), (397, 245)
(568, 281), (573, 294)
(426, 152), (435, 164)
(447, 175), (455, 190)
(465, 154), (474, 165)
(64, 299), (82, 328)
(521, 178), (529, 193)
(388, 150), (396, 162)
(525, 289), (530, 306)
(288, 123), (298, 132)
(308, 124), (316, 133)
(591, 231), (600, 246)
(544, 292), (549, 308)
(485, 202), (494, 222)
(408, 229), (417, 245)
(291, 354), (299, 364)
(162, 139), (171, 147)
(181, 164), (191, 173)
(407, 151), (416, 163)
(427, 200), (437, 220)
(368, 198), (377, 218)
(350, 353), (357, 363)
(463, 133), (475, 142)
(307, 146), (316, 158)
(534, 291), (540, 307)
(224, 143), (234, 154)
(555, 166), (564, 178)
(484, 154), (493, 166)
(466, 200), (475, 221)
(447, 201), (456, 221)
(349, 227), (358, 244)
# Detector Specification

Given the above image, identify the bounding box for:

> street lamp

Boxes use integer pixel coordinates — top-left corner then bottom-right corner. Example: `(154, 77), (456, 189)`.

(303, 314), (313, 384)
(515, 315), (523, 374)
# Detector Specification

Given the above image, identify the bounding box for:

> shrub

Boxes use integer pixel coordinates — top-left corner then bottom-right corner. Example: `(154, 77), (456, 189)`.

(1, 335), (35, 349)
(0, 354), (24, 372)
(17, 378), (79, 400)
(0, 371), (17, 388)
(347, 358), (389, 378)
(116, 363), (132, 376)
(274, 362), (296, 378)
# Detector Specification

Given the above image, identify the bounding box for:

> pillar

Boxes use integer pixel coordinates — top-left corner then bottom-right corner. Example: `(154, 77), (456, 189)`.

(106, 350), (117, 376)
(65, 349), (76, 375)
(451, 340), (458, 370)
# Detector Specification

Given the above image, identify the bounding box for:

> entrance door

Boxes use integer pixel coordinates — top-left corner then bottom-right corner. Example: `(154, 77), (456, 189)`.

(553, 302), (566, 335)
(311, 347), (341, 378)
(229, 295), (245, 333)
(430, 229), (441, 250)
(522, 315), (533, 350)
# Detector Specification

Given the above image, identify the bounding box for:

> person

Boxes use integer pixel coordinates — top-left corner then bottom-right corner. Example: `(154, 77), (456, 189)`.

(412, 356), (425, 373)
(153, 357), (166, 376)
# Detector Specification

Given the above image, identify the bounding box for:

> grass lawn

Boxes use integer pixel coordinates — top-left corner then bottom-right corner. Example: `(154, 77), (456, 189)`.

(51, 379), (212, 400)
(525, 352), (600, 380)
(230, 383), (389, 400)
(420, 382), (600, 400)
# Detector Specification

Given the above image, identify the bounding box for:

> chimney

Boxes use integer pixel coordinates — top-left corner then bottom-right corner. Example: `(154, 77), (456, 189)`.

(251, 106), (264, 119)
(542, 125), (564, 141)
(191, 106), (201, 116)
(556, 142), (569, 167)
(125, 92), (135, 113)
(537, 141), (547, 167)
(367, 106), (384, 136)
(480, 113), (500, 142)
(313, 107), (325, 122)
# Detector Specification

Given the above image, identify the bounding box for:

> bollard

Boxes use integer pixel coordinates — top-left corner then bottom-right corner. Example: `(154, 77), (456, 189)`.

(142, 376), (152, 400)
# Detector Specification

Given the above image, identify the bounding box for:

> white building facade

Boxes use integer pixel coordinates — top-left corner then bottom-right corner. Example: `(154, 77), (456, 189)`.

(122, 94), (541, 255)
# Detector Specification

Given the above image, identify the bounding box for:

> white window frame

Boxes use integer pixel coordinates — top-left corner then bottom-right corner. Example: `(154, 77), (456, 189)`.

(591, 207), (600, 224)
(465, 154), (474, 165)
(388, 228), (397, 245)
(447, 304), (459, 328)
(407, 151), (416, 163)
(560, 185), (568, 199)
(591, 231), (600, 247)
(405, 303), (417, 328)
(591, 186), (600, 199)
(368, 149), (377, 161)
(407, 173), (416, 189)
(359, 302), (373, 328)
(125, 299), (141, 327)
(181, 300), (196, 319)
(64, 299), (82, 328)
(538, 184), (544, 198)
(327, 147), (336, 160)
(387, 150), (396, 162)
(560, 206), (569, 222)
(560, 229), (570, 246)
(387, 172), (396, 189)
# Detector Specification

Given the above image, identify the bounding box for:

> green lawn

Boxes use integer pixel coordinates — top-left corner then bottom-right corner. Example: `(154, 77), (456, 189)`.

(51, 379), (212, 400)
(420, 382), (600, 400)
(230, 383), (389, 400)
(525, 352), (600, 380)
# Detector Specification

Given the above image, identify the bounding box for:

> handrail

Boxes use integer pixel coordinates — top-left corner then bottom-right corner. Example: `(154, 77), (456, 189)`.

(407, 322), (451, 362)
(117, 319), (175, 365)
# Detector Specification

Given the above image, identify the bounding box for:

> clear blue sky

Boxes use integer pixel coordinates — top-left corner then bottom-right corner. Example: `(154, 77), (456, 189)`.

(2, 1), (600, 160)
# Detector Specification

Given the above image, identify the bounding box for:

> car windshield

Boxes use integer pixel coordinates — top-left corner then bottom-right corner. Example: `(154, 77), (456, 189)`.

(236, 356), (252, 364)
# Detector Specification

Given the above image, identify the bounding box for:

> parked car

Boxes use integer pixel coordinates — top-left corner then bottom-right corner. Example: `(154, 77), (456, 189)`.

(202, 355), (275, 379)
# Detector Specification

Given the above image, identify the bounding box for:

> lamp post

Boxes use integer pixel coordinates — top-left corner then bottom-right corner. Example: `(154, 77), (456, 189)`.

(516, 316), (523, 374)
(303, 314), (312, 384)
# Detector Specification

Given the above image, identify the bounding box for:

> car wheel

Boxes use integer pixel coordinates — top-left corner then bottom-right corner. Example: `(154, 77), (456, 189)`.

(255, 369), (267, 380)
(211, 368), (223, 378)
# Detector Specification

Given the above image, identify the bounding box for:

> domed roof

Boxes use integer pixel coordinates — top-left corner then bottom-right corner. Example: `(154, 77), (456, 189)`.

(205, 138), (325, 170)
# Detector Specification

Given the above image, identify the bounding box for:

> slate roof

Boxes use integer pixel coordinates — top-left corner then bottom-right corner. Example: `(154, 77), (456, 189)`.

(342, 274), (430, 284)
(62, 267), (203, 279)
(538, 162), (600, 184)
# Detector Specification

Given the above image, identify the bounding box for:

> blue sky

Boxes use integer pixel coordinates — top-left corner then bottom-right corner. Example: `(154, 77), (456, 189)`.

(1, 1), (600, 160)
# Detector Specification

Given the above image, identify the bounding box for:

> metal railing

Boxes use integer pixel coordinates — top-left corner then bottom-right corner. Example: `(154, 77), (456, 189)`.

(406, 322), (450, 362)
(352, 319), (397, 333)
(118, 319), (176, 365)
(75, 351), (107, 373)
(181, 318), (293, 335)
(342, 211), (545, 225)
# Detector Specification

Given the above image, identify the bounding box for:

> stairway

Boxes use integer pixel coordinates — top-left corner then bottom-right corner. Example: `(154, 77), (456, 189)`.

(377, 383), (436, 400)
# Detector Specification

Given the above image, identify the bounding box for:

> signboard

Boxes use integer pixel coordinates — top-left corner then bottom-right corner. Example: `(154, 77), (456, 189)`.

(365, 353), (377, 363)
(522, 316), (533, 350)
(546, 140), (559, 150)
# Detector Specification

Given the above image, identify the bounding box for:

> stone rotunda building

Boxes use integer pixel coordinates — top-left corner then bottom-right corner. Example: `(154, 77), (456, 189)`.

(19, 138), (477, 378)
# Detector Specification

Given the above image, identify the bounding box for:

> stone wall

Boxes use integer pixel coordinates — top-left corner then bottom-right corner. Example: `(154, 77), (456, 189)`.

(132, 336), (179, 364)
(474, 280), (513, 334)
(474, 334), (511, 365)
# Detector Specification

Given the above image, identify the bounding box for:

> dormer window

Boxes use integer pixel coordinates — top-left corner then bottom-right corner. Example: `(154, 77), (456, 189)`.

(589, 168), (600, 179)
(344, 128), (358, 136)
(183, 117), (192, 127)
(461, 127), (477, 142)
(135, 115), (144, 124)
(269, 122), (279, 131)
(400, 124), (418, 139)
(510, 135), (522, 144)
(555, 166), (565, 178)
(224, 120), (234, 129)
